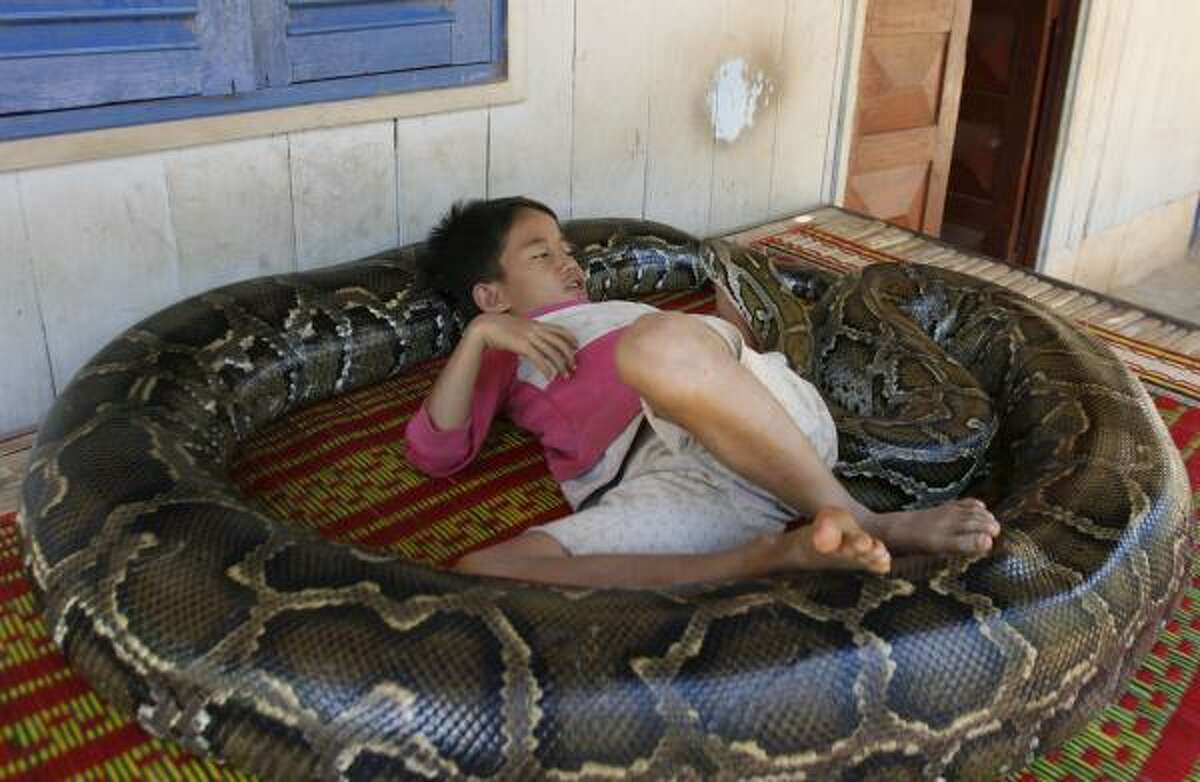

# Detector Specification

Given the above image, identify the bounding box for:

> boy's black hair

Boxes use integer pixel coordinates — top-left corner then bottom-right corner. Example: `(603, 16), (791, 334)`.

(422, 196), (559, 318)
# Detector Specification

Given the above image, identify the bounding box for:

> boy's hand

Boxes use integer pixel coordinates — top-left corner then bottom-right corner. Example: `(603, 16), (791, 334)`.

(469, 313), (578, 380)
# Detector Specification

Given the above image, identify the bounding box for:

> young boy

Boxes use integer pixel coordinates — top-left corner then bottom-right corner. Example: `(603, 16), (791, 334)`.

(406, 197), (999, 588)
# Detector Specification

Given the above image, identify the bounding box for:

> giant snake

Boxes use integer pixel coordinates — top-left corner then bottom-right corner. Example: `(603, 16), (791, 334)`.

(18, 218), (1195, 779)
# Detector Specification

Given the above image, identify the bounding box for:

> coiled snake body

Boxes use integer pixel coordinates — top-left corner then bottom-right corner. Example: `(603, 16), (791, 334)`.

(19, 218), (1194, 780)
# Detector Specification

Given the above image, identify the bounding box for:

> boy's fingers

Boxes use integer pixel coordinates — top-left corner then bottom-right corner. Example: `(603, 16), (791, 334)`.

(539, 322), (578, 344)
(529, 340), (569, 378)
(538, 328), (579, 361)
(533, 331), (577, 372)
(529, 353), (558, 380)
(539, 329), (579, 357)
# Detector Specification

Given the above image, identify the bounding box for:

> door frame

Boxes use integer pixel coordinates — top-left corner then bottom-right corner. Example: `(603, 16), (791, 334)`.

(829, 0), (1090, 273)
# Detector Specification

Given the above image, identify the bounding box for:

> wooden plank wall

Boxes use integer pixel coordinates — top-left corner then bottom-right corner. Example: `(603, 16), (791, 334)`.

(1039, 0), (1200, 286)
(0, 0), (854, 436)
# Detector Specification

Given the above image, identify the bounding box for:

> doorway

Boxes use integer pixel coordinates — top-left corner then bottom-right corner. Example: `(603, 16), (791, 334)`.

(843, 0), (1080, 268)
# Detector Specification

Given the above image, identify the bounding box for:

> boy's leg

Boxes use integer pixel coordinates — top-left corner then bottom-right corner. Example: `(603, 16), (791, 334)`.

(453, 507), (888, 589)
(615, 311), (1000, 556)
(713, 285), (760, 350)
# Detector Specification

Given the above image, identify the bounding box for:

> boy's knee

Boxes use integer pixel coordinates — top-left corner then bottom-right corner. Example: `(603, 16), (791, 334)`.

(616, 312), (732, 385)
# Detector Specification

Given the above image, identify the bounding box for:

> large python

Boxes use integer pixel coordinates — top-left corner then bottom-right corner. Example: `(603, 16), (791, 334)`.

(18, 218), (1194, 780)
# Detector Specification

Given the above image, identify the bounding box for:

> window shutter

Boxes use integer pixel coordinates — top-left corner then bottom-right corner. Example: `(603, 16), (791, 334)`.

(0, 0), (505, 141)
(0, 1), (253, 116)
(271, 0), (492, 85)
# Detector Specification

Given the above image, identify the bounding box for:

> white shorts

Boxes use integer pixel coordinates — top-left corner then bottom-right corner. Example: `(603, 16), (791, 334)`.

(531, 314), (838, 556)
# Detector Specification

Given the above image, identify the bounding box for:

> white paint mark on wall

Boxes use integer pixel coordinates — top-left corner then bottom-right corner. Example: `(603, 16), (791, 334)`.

(707, 58), (772, 143)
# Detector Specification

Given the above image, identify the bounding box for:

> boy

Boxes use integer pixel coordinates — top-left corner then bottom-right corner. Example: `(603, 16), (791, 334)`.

(406, 197), (999, 588)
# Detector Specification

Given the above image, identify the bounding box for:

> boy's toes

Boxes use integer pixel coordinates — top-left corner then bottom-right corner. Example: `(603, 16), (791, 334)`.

(955, 532), (993, 554)
(855, 539), (889, 573)
(849, 531), (875, 554)
(809, 514), (843, 554)
(962, 516), (1001, 537)
(806, 509), (891, 574)
(843, 534), (888, 567)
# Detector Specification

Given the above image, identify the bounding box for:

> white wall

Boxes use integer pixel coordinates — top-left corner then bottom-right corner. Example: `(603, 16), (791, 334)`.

(0, 0), (856, 436)
(1039, 0), (1200, 288)
(12, 0), (1194, 437)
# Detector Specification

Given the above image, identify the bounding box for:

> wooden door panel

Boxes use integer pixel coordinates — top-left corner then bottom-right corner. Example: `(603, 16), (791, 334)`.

(943, 0), (1029, 253)
(961, 10), (1015, 93)
(942, 0), (1073, 264)
(948, 114), (999, 198)
(853, 127), (938, 173)
(846, 0), (970, 235)
(857, 34), (946, 134)
(846, 163), (930, 229)
(865, 0), (956, 35)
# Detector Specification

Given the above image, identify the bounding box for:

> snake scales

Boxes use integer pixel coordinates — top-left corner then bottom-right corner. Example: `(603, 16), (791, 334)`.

(18, 217), (1195, 780)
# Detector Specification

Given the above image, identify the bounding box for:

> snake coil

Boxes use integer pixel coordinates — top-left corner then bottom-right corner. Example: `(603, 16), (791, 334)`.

(19, 219), (1194, 780)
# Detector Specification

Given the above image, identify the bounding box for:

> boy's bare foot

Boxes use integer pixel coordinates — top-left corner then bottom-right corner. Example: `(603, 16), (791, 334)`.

(862, 498), (1000, 556)
(768, 507), (891, 575)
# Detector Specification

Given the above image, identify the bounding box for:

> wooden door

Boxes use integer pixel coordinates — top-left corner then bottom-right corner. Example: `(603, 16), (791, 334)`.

(844, 0), (970, 234)
(941, 0), (1078, 264)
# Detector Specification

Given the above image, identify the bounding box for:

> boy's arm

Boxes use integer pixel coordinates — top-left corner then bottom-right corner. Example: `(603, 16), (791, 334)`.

(426, 314), (579, 429)
(424, 322), (492, 432)
(714, 285), (761, 352)
(405, 314), (577, 476)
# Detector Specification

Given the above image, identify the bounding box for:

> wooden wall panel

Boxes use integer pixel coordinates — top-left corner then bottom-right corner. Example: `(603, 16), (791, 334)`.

(1114, 5), (1192, 228)
(770, 0), (846, 216)
(21, 156), (181, 387)
(1084, 3), (1153, 235)
(289, 122), (398, 270)
(570, 0), (652, 220)
(1039, 0), (1200, 283)
(1124, 7), (1178, 227)
(487, 0), (574, 218)
(165, 136), (296, 295)
(0, 174), (53, 436)
(1171, 4), (1200, 208)
(395, 109), (488, 245)
(1039, 0), (1126, 259)
(643, 0), (724, 237)
(709, 0), (788, 235)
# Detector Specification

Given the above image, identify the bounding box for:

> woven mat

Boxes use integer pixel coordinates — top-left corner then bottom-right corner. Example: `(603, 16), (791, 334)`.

(3, 213), (1200, 780)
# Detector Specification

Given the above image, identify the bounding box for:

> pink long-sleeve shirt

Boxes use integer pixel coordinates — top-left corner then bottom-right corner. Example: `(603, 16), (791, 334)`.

(405, 298), (659, 507)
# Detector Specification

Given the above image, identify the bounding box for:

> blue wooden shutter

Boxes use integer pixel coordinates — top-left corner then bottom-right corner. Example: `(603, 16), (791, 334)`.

(0, 0), (504, 140)
(0, 1), (253, 116)
(270, 0), (492, 85)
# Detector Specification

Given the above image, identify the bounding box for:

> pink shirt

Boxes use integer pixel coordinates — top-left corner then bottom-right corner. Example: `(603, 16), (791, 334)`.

(405, 298), (658, 489)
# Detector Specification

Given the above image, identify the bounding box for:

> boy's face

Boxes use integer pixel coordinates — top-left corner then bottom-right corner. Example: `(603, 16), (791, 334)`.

(474, 208), (586, 316)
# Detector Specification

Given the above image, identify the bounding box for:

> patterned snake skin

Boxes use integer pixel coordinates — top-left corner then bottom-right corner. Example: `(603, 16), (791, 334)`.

(19, 218), (1195, 780)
